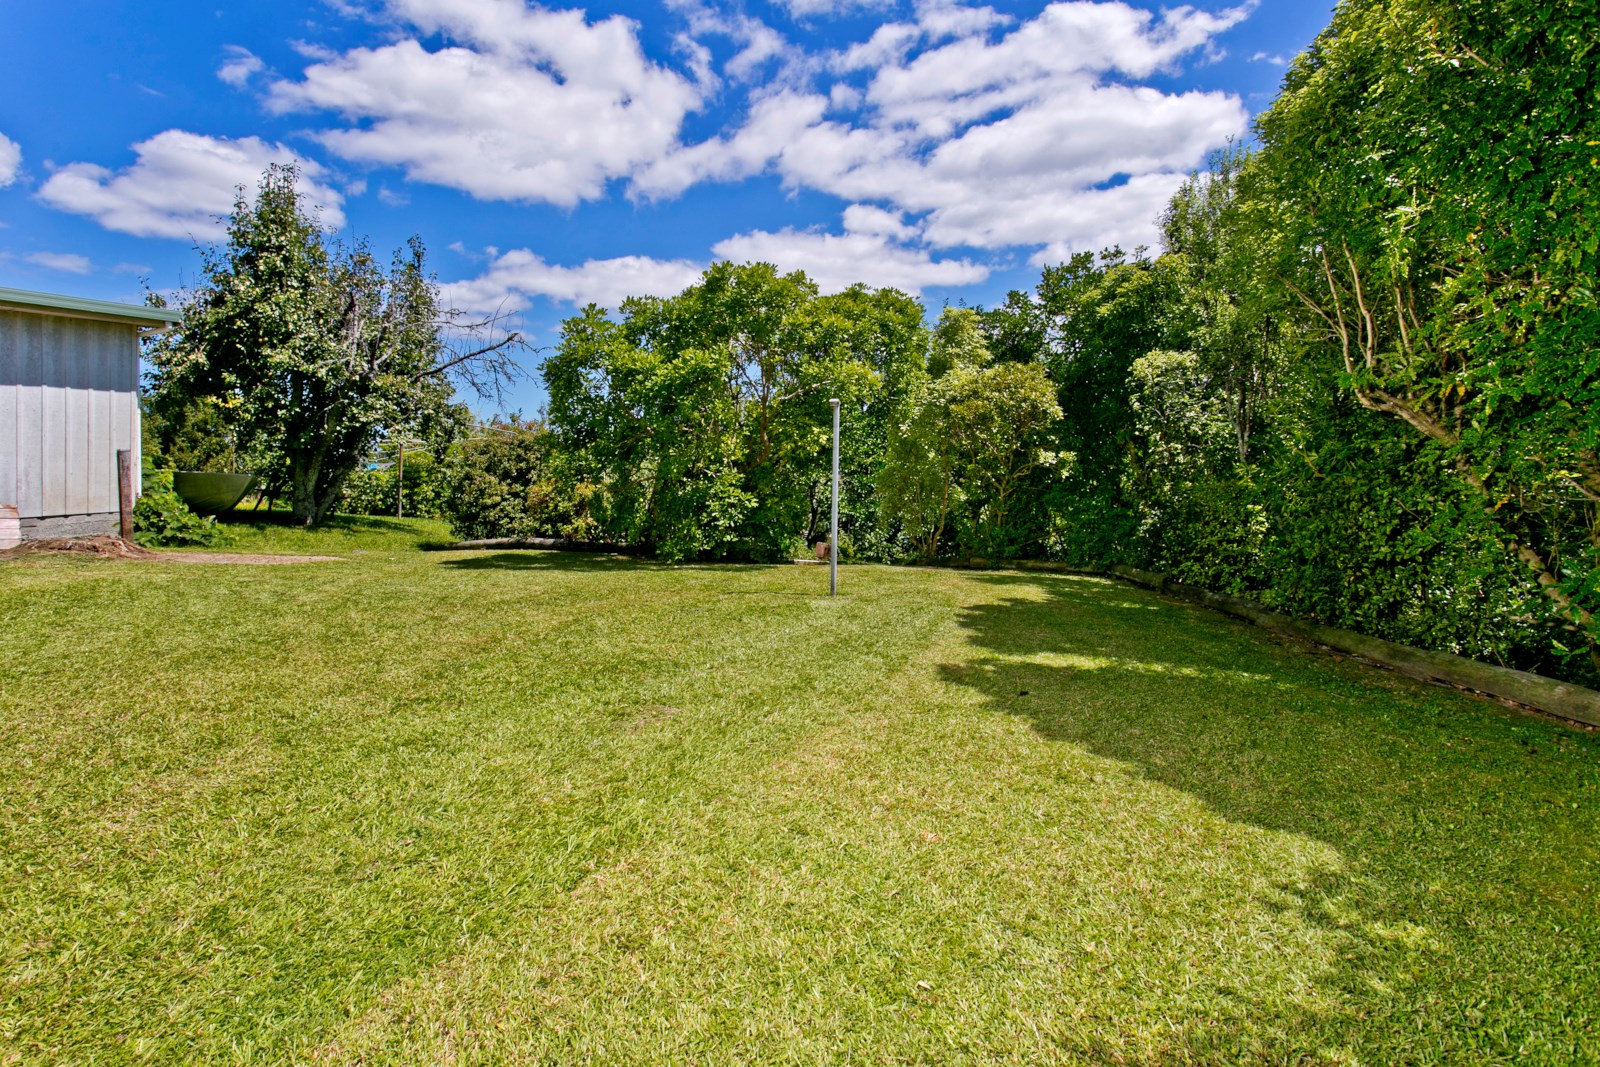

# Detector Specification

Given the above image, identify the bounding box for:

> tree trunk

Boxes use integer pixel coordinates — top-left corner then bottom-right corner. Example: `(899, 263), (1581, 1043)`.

(311, 463), (355, 525)
(290, 455), (322, 526)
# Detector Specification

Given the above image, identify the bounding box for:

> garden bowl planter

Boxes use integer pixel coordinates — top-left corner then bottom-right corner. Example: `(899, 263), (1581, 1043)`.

(171, 472), (257, 515)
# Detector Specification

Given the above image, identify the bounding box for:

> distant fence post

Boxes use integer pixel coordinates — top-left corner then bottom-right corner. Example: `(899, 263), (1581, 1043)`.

(829, 398), (840, 597)
(117, 449), (135, 541)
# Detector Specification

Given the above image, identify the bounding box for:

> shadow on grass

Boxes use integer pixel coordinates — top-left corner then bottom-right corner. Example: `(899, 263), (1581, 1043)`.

(440, 551), (651, 572)
(218, 511), (456, 549)
(438, 552), (813, 581)
(219, 511), (407, 532)
(939, 570), (1600, 1061)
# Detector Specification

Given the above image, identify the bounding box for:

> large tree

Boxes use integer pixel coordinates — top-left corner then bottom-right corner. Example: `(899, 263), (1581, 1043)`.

(979, 249), (1180, 562)
(544, 262), (907, 561)
(147, 165), (520, 524)
(1160, 145), (1286, 468)
(880, 308), (1063, 560)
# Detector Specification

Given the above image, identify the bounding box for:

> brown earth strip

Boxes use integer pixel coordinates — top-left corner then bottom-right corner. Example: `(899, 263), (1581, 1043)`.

(0, 536), (342, 565)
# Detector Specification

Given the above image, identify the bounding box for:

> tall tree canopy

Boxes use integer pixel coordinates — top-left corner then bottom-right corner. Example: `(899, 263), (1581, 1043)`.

(147, 165), (519, 524)
(880, 308), (1063, 560)
(544, 262), (920, 561)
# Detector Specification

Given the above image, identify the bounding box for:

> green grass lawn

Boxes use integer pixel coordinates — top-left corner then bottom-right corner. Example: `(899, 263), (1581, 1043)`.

(2, 516), (1597, 1065)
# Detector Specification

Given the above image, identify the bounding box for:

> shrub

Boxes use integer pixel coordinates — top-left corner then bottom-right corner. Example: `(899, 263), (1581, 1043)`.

(438, 418), (597, 542)
(134, 470), (228, 547)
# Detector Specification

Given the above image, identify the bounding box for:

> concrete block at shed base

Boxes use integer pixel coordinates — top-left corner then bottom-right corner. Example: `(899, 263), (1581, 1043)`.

(19, 512), (120, 541)
(0, 505), (19, 550)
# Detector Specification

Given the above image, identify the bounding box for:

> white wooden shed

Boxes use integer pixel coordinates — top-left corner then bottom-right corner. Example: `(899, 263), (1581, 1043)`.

(0, 287), (181, 542)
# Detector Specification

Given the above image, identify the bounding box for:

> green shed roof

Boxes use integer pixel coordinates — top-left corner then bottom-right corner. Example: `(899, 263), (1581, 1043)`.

(0, 286), (182, 327)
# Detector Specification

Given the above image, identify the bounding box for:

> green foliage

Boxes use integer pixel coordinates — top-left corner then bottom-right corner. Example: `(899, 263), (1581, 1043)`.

(545, 263), (916, 561)
(437, 417), (597, 543)
(140, 394), (249, 473)
(980, 249), (1177, 564)
(949, 22), (1598, 685)
(939, 13), (1599, 685)
(1251, 0), (1600, 666)
(145, 165), (517, 526)
(877, 398), (953, 560)
(925, 305), (990, 379)
(881, 313), (1064, 560)
(807, 286), (932, 562)
(1127, 350), (1231, 495)
(132, 469), (227, 547)
(339, 447), (446, 520)
(1125, 349), (1254, 585)
(1258, 405), (1565, 672)
(1159, 143), (1285, 468)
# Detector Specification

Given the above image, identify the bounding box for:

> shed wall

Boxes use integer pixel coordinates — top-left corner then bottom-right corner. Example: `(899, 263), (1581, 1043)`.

(0, 310), (141, 533)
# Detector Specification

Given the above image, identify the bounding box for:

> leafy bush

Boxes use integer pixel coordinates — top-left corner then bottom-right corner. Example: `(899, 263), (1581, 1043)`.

(438, 418), (598, 542)
(1252, 409), (1575, 682)
(134, 470), (227, 547)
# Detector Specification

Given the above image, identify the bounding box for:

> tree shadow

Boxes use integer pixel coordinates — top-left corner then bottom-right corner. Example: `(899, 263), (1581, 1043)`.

(440, 551), (652, 572)
(219, 512), (455, 549)
(438, 552), (823, 583)
(939, 570), (1600, 1061)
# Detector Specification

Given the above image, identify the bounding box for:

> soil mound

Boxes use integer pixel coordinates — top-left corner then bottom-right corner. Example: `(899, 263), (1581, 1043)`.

(0, 536), (156, 560)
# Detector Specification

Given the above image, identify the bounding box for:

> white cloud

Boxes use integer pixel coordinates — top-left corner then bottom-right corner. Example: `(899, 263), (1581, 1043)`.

(841, 203), (916, 240)
(725, 19), (790, 82)
(863, 2), (1250, 136)
(913, 0), (1011, 40)
(444, 249), (706, 314)
(37, 130), (346, 240)
(290, 39), (339, 62)
(25, 252), (92, 274)
(632, 91), (830, 199)
(269, 0), (704, 206)
(1251, 50), (1288, 66)
(781, 0), (893, 21)
(711, 226), (988, 295)
(0, 132), (20, 187)
(666, 1), (802, 88)
(642, 0), (1251, 261)
(217, 45), (266, 87)
(833, 23), (922, 72)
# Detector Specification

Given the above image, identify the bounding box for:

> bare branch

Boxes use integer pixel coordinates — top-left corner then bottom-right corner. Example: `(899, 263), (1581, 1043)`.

(418, 332), (524, 380)
(1341, 239), (1379, 369)
(1393, 282), (1412, 357)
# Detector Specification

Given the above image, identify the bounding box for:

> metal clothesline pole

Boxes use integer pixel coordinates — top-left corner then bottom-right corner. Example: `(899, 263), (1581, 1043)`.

(830, 397), (840, 597)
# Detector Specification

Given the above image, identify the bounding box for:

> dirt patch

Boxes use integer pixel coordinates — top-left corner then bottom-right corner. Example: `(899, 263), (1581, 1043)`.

(0, 536), (342, 565)
(152, 552), (345, 565)
(0, 536), (157, 560)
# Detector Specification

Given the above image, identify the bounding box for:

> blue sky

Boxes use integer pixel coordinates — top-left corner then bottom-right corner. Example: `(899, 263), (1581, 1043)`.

(0, 0), (1331, 414)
